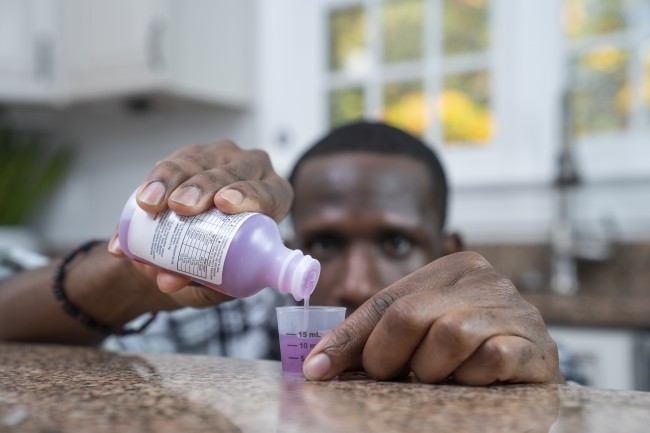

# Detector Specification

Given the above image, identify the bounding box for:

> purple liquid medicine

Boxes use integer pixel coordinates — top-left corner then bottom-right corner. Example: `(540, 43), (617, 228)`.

(117, 189), (320, 301)
(279, 332), (322, 376)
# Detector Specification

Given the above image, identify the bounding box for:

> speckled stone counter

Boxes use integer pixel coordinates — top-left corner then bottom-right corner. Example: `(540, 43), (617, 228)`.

(1, 343), (650, 433)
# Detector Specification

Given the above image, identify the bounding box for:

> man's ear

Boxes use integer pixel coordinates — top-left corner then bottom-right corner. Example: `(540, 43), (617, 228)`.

(443, 231), (464, 256)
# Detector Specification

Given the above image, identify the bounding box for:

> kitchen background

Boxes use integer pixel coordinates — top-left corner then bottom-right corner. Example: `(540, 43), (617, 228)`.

(0, 0), (649, 390)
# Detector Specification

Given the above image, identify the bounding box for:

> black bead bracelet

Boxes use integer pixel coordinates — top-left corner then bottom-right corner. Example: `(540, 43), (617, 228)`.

(52, 239), (157, 336)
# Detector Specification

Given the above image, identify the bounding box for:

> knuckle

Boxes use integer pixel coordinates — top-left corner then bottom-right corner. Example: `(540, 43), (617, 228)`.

(432, 313), (471, 350)
(191, 170), (231, 188)
(453, 251), (494, 274)
(215, 165), (244, 183)
(217, 139), (239, 151)
(153, 159), (185, 176)
(478, 339), (507, 371)
(247, 148), (272, 166)
(382, 298), (421, 335)
(266, 183), (293, 219)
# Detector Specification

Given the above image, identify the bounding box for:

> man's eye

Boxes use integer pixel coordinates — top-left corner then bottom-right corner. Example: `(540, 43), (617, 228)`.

(306, 237), (339, 259)
(382, 235), (412, 257)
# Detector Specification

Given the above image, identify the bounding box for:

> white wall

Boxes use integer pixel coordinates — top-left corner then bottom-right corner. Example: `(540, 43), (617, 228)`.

(9, 102), (258, 250)
(4, 0), (649, 252)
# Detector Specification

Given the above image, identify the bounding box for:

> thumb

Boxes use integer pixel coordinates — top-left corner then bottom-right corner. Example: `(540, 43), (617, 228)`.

(302, 297), (388, 381)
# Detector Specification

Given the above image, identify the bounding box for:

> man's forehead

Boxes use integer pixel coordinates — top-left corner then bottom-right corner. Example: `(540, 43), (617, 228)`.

(294, 152), (431, 189)
(291, 153), (437, 222)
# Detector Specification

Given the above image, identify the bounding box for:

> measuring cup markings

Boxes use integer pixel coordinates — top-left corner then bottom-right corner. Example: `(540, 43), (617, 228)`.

(279, 332), (327, 375)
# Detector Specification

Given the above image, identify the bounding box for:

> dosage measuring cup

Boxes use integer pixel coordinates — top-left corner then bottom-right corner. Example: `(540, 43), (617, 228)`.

(276, 306), (346, 377)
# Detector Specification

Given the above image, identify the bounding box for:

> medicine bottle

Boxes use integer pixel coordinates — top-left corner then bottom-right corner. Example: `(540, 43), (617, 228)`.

(117, 190), (319, 301)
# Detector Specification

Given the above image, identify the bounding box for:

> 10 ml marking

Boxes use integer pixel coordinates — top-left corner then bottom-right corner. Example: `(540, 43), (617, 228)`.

(279, 333), (324, 376)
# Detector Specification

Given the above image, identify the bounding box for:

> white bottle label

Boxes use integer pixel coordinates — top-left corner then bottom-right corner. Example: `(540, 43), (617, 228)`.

(127, 207), (254, 285)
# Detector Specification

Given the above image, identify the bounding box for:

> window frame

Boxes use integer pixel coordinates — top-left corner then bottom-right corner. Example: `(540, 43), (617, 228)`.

(321, 0), (650, 187)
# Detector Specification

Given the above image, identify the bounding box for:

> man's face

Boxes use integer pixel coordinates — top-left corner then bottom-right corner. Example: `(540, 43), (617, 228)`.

(291, 153), (444, 313)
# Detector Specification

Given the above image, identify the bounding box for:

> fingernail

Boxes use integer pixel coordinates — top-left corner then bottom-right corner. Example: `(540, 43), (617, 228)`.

(219, 189), (243, 206)
(171, 186), (201, 207)
(108, 236), (122, 254)
(303, 353), (331, 380)
(139, 181), (166, 206)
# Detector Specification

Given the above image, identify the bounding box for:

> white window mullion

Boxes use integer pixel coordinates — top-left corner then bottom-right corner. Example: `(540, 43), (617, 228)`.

(365, 0), (382, 119)
(426, 0), (443, 147)
(628, 0), (646, 132)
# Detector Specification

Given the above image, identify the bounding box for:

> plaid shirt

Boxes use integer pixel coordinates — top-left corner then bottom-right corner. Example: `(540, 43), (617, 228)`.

(103, 289), (297, 360)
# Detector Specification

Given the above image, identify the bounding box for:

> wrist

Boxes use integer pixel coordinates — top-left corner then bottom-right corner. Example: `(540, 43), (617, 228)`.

(63, 241), (159, 327)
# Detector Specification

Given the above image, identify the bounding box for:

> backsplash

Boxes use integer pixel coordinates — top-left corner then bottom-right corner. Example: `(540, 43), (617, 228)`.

(468, 242), (650, 297)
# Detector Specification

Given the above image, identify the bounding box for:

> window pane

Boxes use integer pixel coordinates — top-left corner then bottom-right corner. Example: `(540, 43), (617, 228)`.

(329, 88), (365, 128)
(564, 0), (626, 39)
(569, 45), (629, 136)
(382, 0), (424, 63)
(329, 7), (366, 72)
(440, 71), (493, 145)
(382, 80), (427, 136)
(443, 0), (490, 55)
(646, 49), (650, 117)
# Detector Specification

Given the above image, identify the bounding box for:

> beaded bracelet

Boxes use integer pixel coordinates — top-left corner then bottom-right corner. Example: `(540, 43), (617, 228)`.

(52, 239), (157, 336)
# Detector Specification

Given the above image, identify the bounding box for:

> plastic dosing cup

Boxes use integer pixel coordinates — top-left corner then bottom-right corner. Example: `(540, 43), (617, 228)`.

(276, 306), (346, 377)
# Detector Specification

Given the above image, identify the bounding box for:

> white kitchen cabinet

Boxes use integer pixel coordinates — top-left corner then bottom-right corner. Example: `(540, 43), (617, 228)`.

(0, 0), (56, 102)
(0, 0), (254, 108)
(549, 326), (637, 390)
(164, 0), (255, 107)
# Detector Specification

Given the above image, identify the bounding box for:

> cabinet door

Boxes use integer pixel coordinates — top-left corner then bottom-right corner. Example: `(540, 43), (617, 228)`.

(548, 326), (636, 390)
(0, 0), (57, 102)
(58, 0), (166, 101)
(165, 0), (255, 107)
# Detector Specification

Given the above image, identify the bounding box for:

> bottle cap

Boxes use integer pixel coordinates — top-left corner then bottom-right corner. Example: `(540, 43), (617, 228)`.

(290, 254), (320, 301)
(278, 251), (320, 301)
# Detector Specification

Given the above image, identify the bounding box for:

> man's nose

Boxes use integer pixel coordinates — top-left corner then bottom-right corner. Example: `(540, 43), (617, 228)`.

(334, 244), (382, 309)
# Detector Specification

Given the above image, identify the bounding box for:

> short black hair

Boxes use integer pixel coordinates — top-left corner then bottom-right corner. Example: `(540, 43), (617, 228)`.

(288, 121), (448, 230)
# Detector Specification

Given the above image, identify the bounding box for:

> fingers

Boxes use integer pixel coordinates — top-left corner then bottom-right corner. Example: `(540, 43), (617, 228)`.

(302, 324), (365, 381)
(156, 270), (193, 293)
(360, 295), (433, 379)
(408, 309), (511, 383)
(214, 178), (293, 222)
(107, 227), (124, 257)
(453, 335), (558, 385)
(136, 142), (293, 221)
(303, 254), (491, 381)
(304, 252), (559, 384)
(361, 291), (519, 383)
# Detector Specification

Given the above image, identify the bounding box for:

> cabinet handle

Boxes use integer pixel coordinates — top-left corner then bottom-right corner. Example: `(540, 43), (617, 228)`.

(34, 36), (54, 82)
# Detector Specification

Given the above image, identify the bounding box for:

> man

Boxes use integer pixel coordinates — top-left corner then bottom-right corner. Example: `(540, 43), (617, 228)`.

(0, 121), (561, 384)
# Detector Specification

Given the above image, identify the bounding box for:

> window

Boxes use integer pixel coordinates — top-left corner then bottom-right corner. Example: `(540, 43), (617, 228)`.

(564, 0), (646, 136)
(324, 0), (650, 185)
(326, 0), (493, 145)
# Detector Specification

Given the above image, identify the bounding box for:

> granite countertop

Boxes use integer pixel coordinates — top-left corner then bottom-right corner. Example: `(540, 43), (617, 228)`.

(1, 343), (650, 433)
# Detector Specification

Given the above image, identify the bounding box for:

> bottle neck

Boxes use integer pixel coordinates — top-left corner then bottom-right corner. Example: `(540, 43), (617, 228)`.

(276, 248), (320, 302)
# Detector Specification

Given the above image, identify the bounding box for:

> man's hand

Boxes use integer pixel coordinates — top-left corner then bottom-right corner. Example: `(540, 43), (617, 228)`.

(108, 140), (293, 302)
(303, 251), (561, 385)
